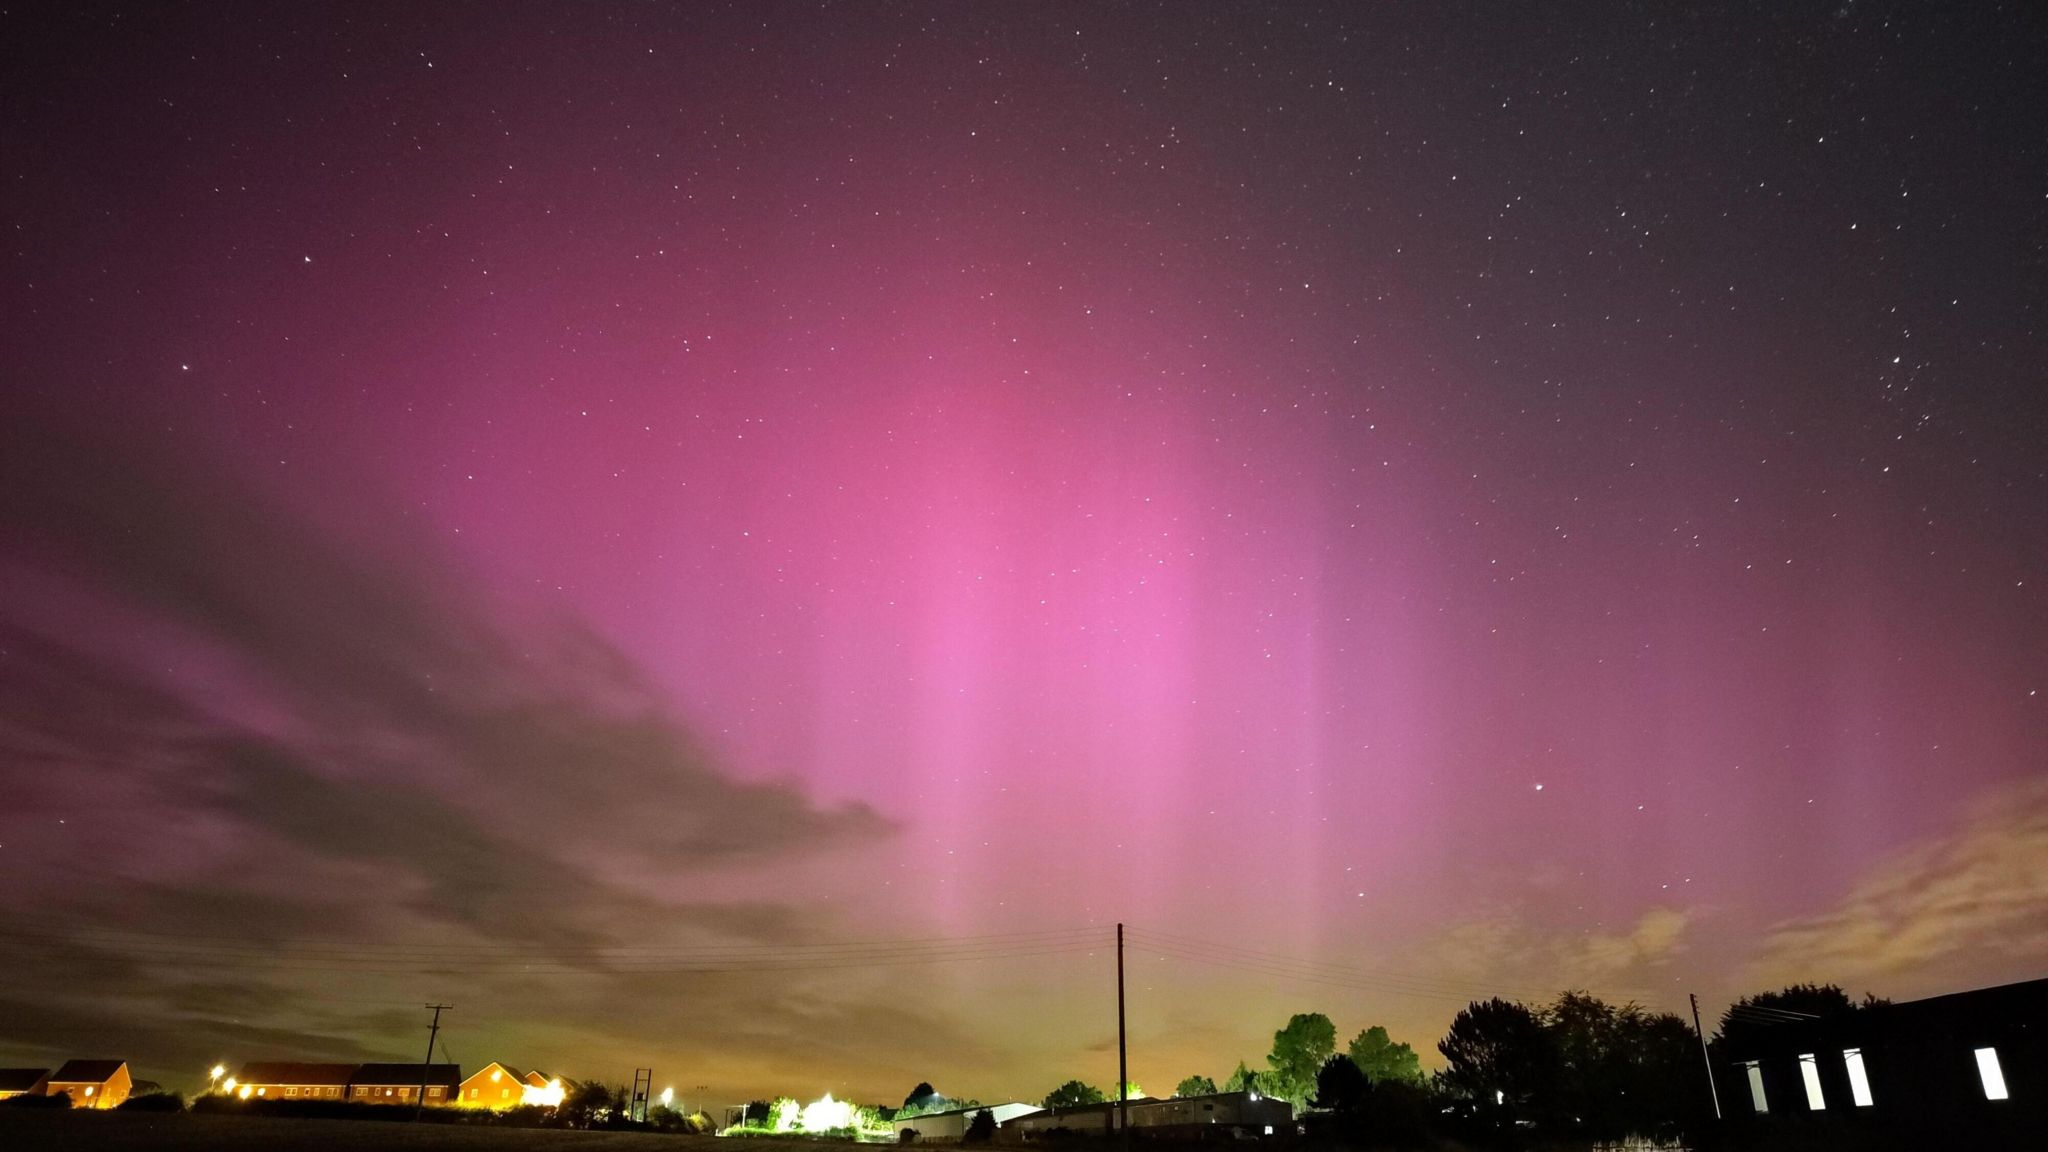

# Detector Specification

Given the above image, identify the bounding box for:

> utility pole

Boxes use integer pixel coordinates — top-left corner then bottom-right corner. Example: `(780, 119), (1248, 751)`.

(417, 1004), (452, 1120)
(1689, 993), (1722, 1120)
(1116, 922), (1128, 1150)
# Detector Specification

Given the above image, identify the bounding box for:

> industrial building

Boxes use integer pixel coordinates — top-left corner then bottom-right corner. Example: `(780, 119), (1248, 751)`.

(1717, 977), (2045, 1143)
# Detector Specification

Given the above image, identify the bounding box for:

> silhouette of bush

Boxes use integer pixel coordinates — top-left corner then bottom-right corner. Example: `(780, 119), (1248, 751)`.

(117, 1092), (185, 1112)
(2, 1093), (72, 1109)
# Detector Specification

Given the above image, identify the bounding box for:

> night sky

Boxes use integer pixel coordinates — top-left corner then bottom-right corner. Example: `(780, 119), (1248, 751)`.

(3, 0), (2045, 1106)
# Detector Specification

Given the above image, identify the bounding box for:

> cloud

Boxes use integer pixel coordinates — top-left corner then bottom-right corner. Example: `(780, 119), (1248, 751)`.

(0, 414), (911, 1085)
(1741, 778), (2048, 996)
(1407, 906), (1692, 1007)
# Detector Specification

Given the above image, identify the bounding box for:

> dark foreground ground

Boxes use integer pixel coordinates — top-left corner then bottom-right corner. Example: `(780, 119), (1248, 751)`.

(0, 1110), (821, 1152)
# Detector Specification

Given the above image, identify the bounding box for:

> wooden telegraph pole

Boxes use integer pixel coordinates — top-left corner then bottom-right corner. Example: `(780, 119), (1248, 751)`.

(416, 1004), (451, 1120)
(1117, 923), (1129, 1149)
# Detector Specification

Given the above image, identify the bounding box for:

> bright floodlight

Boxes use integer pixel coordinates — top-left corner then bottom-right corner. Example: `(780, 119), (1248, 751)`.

(210, 1065), (226, 1080)
(662, 1087), (674, 1106)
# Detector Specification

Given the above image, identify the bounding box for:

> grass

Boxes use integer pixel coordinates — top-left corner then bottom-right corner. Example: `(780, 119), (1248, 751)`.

(0, 1109), (863, 1152)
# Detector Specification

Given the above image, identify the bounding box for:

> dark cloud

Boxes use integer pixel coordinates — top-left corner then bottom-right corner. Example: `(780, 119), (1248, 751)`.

(0, 413), (896, 1083)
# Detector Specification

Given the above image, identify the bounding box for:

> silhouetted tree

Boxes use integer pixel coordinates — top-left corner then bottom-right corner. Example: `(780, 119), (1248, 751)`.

(1174, 1075), (1218, 1098)
(117, 1092), (184, 1112)
(1715, 983), (1887, 1048)
(1438, 997), (1553, 1117)
(1042, 1080), (1105, 1109)
(965, 1107), (997, 1142)
(558, 1081), (617, 1129)
(903, 1082), (938, 1112)
(1311, 1055), (1372, 1115)
(1266, 1011), (1337, 1105)
(1222, 1061), (1262, 1095)
(1348, 1025), (1425, 1086)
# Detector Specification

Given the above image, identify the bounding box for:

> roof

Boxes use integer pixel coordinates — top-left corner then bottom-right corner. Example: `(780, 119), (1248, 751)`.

(523, 1070), (553, 1088)
(898, 1103), (1043, 1122)
(50, 1060), (126, 1084)
(0, 1069), (50, 1093)
(353, 1063), (460, 1088)
(462, 1061), (526, 1084)
(235, 1062), (358, 1086)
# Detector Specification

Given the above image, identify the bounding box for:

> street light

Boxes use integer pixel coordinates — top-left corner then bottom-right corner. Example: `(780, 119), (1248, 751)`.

(209, 1065), (226, 1094)
(662, 1087), (674, 1108)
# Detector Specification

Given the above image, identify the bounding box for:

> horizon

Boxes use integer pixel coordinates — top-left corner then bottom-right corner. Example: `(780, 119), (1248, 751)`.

(2, 0), (2044, 1114)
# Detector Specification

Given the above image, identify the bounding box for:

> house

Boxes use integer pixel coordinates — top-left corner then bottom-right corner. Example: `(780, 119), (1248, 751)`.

(457, 1062), (561, 1109)
(1006, 1094), (1294, 1141)
(347, 1063), (461, 1106)
(0, 1069), (50, 1100)
(893, 1102), (1042, 1141)
(1123, 1091), (1294, 1137)
(230, 1062), (356, 1101)
(1717, 977), (2046, 1143)
(1007, 1098), (1154, 1139)
(45, 1060), (131, 1109)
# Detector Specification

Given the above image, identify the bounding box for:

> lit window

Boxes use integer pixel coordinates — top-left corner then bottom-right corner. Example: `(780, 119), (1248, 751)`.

(1843, 1049), (1874, 1107)
(1975, 1048), (2009, 1101)
(470, 1088), (479, 1098)
(1743, 1061), (1768, 1114)
(1798, 1054), (1826, 1111)
(287, 1087), (298, 1097)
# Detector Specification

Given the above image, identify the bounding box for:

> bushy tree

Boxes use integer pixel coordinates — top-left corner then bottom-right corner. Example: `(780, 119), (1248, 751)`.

(1042, 1080), (1105, 1109)
(1437, 997), (1553, 1115)
(964, 1107), (997, 1142)
(558, 1081), (618, 1129)
(1174, 1075), (1218, 1098)
(1222, 1061), (1262, 1094)
(1348, 1025), (1425, 1086)
(1266, 1012), (1337, 1105)
(1310, 1055), (1371, 1114)
(1436, 992), (1709, 1144)
(1715, 983), (1887, 1048)
(899, 1081), (939, 1116)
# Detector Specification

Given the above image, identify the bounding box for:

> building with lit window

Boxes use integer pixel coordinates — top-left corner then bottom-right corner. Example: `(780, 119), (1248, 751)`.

(457, 1062), (561, 1109)
(45, 1060), (131, 1109)
(1718, 977), (2044, 1144)
(229, 1062), (355, 1101)
(0, 1069), (50, 1100)
(346, 1063), (461, 1106)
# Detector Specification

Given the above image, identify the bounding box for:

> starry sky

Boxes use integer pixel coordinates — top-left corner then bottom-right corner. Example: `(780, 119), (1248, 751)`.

(2, 0), (2045, 1107)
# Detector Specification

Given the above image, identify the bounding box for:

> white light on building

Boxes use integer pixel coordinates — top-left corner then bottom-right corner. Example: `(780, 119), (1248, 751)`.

(1743, 1061), (1768, 1114)
(1843, 1049), (1874, 1107)
(1798, 1054), (1826, 1111)
(1974, 1048), (2009, 1101)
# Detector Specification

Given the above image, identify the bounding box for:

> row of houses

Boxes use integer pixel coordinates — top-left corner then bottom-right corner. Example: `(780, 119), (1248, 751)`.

(0, 1061), (136, 1109)
(220, 1060), (564, 1109)
(0, 1058), (567, 1112)
(892, 1091), (1295, 1142)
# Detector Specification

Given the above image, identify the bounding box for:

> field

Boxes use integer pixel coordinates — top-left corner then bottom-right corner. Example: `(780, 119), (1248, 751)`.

(0, 1110), (848, 1152)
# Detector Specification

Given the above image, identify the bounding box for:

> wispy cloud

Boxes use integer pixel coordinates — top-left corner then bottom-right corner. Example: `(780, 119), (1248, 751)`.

(1742, 779), (2048, 996)
(0, 416), (909, 1084)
